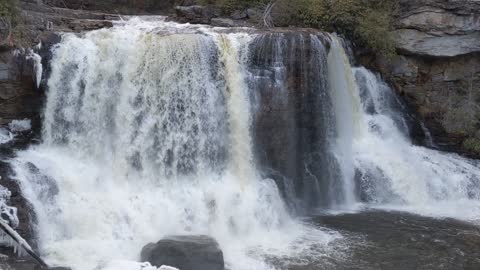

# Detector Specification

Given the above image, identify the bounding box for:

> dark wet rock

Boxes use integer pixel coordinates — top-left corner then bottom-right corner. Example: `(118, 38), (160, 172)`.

(246, 8), (263, 21)
(0, 260), (37, 270)
(140, 235), (224, 270)
(211, 18), (236, 27)
(0, 258), (71, 270)
(231, 9), (248, 20)
(177, 0), (199, 7)
(175, 5), (222, 24)
(0, 53), (44, 134)
(0, 160), (36, 244)
(249, 33), (340, 209)
(211, 18), (250, 28)
(43, 0), (174, 13)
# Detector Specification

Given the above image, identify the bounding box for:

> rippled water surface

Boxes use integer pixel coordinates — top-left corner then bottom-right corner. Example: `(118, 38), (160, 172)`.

(302, 211), (480, 270)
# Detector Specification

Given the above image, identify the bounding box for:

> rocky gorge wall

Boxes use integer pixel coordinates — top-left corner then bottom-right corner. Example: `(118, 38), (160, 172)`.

(358, 0), (480, 155)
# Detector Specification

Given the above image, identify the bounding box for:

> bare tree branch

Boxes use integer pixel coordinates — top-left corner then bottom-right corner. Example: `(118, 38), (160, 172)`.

(262, 0), (277, 28)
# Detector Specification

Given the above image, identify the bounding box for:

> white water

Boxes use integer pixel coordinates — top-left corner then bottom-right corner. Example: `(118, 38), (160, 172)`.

(326, 36), (363, 209)
(10, 19), (338, 270)
(346, 65), (480, 222)
(0, 128), (14, 144)
(9, 119), (32, 132)
(318, 35), (480, 222)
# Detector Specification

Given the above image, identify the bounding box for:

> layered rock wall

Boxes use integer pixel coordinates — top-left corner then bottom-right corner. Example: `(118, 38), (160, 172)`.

(361, 0), (480, 155)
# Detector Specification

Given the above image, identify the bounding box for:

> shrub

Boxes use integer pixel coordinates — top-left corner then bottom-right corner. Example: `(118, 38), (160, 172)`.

(0, 0), (17, 20)
(203, 0), (398, 58)
(282, 0), (398, 58)
(463, 138), (480, 153)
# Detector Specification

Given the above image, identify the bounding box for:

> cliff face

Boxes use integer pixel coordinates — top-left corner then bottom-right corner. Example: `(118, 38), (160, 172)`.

(362, 0), (480, 154)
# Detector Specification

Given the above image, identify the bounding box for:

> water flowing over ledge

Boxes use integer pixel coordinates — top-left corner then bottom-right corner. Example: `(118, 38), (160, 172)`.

(5, 17), (480, 269)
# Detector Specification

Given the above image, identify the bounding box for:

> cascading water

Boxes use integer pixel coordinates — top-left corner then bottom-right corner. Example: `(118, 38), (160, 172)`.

(353, 67), (480, 220)
(6, 16), (480, 270)
(326, 37), (363, 208)
(249, 32), (343, 210)
(326, 38), (480, 219)
(8, 19), (338, 270)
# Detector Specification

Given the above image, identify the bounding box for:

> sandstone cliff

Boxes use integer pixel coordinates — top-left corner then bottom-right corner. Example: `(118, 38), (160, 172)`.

(362, 0), (480, 155)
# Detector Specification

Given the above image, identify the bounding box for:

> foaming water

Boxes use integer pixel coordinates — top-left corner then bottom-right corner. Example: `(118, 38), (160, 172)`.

(10, 19), (339, 270)
(326, 36), (363, 208)
(352, 67), (480, 221)
(320, 38), (480, 222)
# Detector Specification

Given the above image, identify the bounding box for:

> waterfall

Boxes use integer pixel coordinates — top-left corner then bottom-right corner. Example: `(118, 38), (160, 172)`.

(6, 17), (480, 270)
(9, 19), (337, 270)
(218, 34), (256, 185)
(326, 36), (364, 208)
(352, 67), (480, 219)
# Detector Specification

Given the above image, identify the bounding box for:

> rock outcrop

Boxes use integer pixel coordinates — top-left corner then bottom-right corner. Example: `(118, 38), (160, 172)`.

(140, 235), (224, 270)
(395, 0), (480, 57)
(44, 0), (174, 14)
(175, 5), (221, 24)
(361, 0), (480, 155)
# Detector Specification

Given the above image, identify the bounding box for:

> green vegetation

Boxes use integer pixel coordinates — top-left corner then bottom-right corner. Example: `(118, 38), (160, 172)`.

(0, 0), (17, 21)
(0, 0), (19, 46)
(463, 138), (480, 153)
(203, 0), (398, 58)
(277, 0), (398, 58)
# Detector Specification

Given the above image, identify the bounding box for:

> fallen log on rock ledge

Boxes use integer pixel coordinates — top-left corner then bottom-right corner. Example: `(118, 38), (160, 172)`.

(0, 219), (49, 268)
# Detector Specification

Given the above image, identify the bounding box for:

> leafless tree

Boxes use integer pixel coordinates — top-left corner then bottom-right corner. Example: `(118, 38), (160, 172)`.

(262, 0), (277, 28)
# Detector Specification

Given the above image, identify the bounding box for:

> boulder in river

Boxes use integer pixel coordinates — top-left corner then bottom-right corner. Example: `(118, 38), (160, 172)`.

(140, 235), (224, 270)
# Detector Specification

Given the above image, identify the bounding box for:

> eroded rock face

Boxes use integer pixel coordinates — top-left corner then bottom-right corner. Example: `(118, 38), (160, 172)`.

(361, 0), (480, 155)
(395, 0), (480, 57)
(395, 30), (480, 57)
(140, 235), (224, 270)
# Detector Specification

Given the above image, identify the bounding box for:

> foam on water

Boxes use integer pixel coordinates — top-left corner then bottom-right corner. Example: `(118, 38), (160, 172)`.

(351, 67), (480, 222)
(10, 18), (339, 270)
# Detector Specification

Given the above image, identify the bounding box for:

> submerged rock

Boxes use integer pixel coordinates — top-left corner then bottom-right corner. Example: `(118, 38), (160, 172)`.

(140, 235), (224, 270)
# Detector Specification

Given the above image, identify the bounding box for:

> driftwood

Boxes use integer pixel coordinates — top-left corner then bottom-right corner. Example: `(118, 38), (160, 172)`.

(0, 219), (49, 268)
